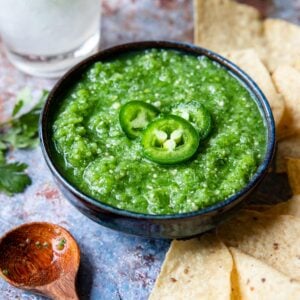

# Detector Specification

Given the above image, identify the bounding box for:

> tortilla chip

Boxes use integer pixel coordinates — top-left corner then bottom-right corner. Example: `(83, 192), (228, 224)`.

(272, 66), (300, 137)
(194, 0), (264, 53)
(149, 233), (232, 300)
(276, 135), (300, 173)
(286, 158), (300, 194)
(230, 260), (241, 300)
(294, 59), (300, 72)
(222, 49), (284, 130)
(266, 195), (300, 218)
(217, 210), (300, 281)
(263, 19), (300, 72)
(194, 1), (300, 74)
(230, 247), (300, 299)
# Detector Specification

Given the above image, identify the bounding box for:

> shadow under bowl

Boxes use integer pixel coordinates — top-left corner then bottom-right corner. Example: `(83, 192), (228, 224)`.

(39, 41), (275, 239)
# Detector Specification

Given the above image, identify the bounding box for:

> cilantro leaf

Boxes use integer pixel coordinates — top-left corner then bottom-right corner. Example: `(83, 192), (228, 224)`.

(12, 100), (24, 117)
(0, 89), (49, 196)
(12, 87), (32, 117)
(0, 162), (31, 195)
(2, 90), (49, 149)
(0, 140), (7, 164)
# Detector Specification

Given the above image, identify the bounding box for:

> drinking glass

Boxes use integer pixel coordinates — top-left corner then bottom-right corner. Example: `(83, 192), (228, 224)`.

(0, 0), (101, 78)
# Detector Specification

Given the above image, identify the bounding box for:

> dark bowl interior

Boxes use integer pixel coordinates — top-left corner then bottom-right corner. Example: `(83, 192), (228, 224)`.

(40, 41), (275, 239)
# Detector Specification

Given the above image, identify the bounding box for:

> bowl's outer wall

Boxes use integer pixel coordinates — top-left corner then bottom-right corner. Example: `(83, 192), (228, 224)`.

(53, 172), (262, 239)
(40, 41), (275, 239)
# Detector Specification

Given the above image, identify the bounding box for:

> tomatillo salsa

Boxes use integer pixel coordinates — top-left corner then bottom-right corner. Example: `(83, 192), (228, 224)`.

(52, 49), (267, 215)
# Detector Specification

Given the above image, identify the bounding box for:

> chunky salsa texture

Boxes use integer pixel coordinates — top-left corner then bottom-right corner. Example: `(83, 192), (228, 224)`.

(52, 49), (267, 214)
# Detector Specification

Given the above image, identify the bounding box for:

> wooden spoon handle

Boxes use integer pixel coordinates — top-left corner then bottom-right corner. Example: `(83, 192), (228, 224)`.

(38, 274), (79, 300)
(51, 289), (79, 300)
(49, 285), (79, 300)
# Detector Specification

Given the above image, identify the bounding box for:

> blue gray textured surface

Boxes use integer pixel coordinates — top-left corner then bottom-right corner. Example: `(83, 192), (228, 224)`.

(0, 0), (299, 299)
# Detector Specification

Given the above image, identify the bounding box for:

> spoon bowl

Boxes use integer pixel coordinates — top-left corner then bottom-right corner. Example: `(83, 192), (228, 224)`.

(0, 222), (80, 299)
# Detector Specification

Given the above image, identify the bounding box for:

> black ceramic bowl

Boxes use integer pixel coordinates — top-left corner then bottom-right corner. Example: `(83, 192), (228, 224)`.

(40, 41), (275, 239)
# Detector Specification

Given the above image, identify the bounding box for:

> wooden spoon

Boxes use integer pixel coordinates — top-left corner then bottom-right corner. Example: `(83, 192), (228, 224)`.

(0, 222), (80, 299)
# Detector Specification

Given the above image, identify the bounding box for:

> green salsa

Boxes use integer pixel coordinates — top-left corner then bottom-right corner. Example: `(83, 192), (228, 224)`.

(52, 49), (267, 215)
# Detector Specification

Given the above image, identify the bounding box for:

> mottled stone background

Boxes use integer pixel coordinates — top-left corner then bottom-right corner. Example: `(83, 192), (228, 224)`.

(0, 1), (299, 299)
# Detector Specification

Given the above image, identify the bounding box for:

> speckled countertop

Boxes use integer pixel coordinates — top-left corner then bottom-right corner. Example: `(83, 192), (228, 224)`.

(0, 1), (299, 299)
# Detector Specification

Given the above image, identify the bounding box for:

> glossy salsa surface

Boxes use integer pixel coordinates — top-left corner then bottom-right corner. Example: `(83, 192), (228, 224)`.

(52, 49), (267, 215)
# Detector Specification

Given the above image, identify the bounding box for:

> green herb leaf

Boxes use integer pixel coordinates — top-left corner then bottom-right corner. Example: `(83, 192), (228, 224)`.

(0, 140), (7, 163)
(56, 237), (67, 251)
(12, 100), (24, 117)
(12, 87), (32, 117)
(0, 89), (48, 196)
(0, 162), (31, 195)
(2, 90), (49, 149)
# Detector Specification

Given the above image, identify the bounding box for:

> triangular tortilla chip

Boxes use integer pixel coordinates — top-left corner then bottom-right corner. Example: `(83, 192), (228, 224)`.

(194, 0), (264, 53)
(276, 135), (300, 173)
(222, 49), (284, 130)
(272, 66), (300, 137)
(149, 233), (232, 300)
(230, 247), (300, 299)
(194, 1), (300, 74)
(266, 195), (300, 218)
(217, 210), (300, 281)
(264, 19), (300, 72)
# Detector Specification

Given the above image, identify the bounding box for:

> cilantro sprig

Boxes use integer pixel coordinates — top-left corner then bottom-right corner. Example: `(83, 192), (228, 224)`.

(0, 89), (49, 195)
(0, 162), (32, 195)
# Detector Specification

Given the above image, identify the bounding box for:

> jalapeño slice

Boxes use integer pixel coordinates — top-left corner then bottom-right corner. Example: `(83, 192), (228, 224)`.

(171, 101), (212, 140)
(142, 115), (200, 165)
(119, 101), (159, 139)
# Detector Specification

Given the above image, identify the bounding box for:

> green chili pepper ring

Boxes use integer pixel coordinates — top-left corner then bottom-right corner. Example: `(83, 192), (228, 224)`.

(119, 101), (159, 139)
(171, 101), (212, 140)
(141, 115), (200, 164)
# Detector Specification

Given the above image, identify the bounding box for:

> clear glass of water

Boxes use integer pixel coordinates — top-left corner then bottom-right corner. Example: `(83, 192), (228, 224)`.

(0, 0), (101, 78)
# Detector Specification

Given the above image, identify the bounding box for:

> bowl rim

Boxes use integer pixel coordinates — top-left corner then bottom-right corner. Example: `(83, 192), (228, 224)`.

(40, 40), (276, 220)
